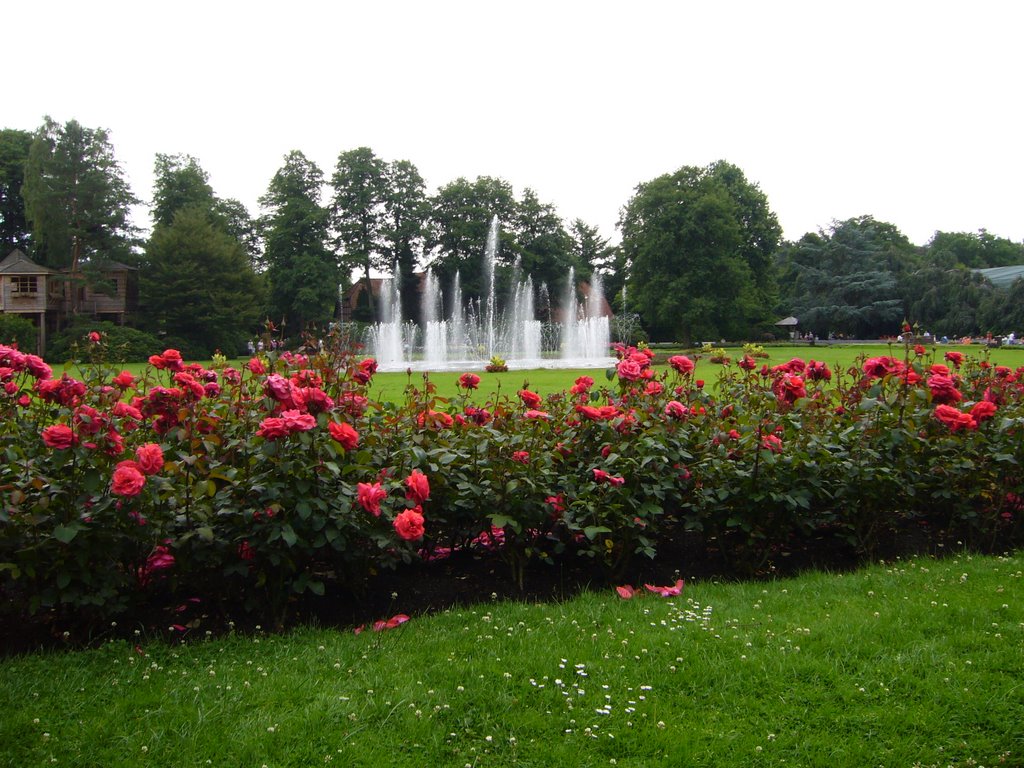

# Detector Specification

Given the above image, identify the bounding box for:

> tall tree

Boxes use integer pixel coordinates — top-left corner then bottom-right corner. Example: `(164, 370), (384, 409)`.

(0, 128), (33, 254)
(260, 151), (337, 334)
(21, 117), (138, 285)
(140, 206), (264, 357)
(926, 230), (1024, 269)
(426, 176), (517, 301)
(900, 264), (991, 337)
(774, 216), (919, 338)
(215, 197), (262, 272)
(619, 161), (781, 343)
(151, 153), (217, 228)
(330, 147), (388, 317)
(510, 188), (574, 300)
(151, 154), (262, 271)
(978, 276), (1024, 335)
(382, 159), (427, 323)
(568, 218), (621, 306)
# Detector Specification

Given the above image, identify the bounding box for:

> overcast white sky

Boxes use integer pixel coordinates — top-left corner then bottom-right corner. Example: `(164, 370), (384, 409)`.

(7, 1), (1023, 247)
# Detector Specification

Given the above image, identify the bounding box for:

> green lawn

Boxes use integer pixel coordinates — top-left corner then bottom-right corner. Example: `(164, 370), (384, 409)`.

(2, 552), (1021, 767)
(54, 342), (1024, 402)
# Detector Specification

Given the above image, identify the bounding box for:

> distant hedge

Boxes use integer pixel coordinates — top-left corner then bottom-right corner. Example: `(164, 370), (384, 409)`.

(46, 319), (165, 363)
(0, 315), (37, 351)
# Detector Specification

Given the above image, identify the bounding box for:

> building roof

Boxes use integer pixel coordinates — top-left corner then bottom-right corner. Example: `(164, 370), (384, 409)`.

(0, 250), (57, 275)
(974, 265), (1024, 289)
(775, 316), (799, 326)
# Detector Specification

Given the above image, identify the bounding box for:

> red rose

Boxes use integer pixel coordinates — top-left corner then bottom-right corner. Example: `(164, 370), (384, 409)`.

(24, 355), (52, 380)
(42, 424), (76, 449)
(805, 360), (831, 381)
(73, 404), (106, 436)
(405, 469), (430, 504)
(338, 391), (369, 417)
(160, 349), (184, 371)
(569, 375), (594, 395)
(518, 389), (542, 408)
(458, 372), (481, 390)
(247, 357), (266, 375)
(112, 370), (135, 389)
(135, 443), (165, 475)
(511, 451), (530, 464)
(329, 421), (359, 450)
(970, 400), (997, 423)
(934, 404), (975, 431)
(464, 406), (491, 425)
(593, 468), (625, 486)
(863, 356), (903, 378)
(357, 482), (387, 517)
(256, 417), (290, 439)
(944, 351), (964, 368)
(774, 374), (807, 404)
(927, 374), (962, 405)
(417, 409), (455, 429)
(111, 460), (146, 497)
(393, 506), (426, 541)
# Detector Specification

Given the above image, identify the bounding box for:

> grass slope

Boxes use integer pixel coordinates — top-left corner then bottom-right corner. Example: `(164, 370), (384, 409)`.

(2, 552), (1021, 767)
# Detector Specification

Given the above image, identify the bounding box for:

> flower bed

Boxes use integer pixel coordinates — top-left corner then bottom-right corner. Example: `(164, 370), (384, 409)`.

(1, 337), (1022, 633)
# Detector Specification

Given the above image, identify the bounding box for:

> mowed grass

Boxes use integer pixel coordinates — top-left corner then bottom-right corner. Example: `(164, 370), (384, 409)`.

(371, 342), (1024, 401)
(2, 552), (1022, 767)
(59, 342), (1024, 403)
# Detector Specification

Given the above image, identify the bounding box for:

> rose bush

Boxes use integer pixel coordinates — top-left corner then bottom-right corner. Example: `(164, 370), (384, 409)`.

(1, 335), (1022, 631)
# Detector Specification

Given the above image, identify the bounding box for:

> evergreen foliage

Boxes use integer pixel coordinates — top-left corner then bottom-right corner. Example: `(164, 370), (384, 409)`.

(140, 207), (264, 357)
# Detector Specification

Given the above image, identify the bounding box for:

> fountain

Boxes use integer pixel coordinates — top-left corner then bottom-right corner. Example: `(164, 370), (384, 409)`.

(364, 217), (613, 371)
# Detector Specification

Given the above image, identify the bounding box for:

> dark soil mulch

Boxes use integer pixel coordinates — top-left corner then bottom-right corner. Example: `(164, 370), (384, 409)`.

(0, 521), (993, 658)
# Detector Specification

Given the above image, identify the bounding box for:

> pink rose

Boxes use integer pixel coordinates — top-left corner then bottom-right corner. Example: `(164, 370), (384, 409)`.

(668, 355), (694, 374)
(357, 482), (387, 517)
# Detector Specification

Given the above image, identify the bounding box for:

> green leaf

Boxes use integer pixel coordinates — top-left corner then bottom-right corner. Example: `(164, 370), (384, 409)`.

(0, 563), (21, 579)
(489, 514), (519, 531)
(197, 526), (214, 542)
(583, 525), (611, 540)
(52, 524), (80, 544)
(281, 525), (298, 548)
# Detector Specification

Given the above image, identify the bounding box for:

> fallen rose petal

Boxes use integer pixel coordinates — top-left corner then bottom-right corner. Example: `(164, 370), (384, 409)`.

(615, 585), (636, 599)
(644, 579), (685, 597)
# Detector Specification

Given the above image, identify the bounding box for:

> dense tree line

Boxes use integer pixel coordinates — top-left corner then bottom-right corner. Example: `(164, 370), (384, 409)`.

(3, 117), (1024, 356)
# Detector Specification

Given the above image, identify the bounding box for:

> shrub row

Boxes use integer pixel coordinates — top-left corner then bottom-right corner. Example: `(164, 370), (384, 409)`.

(1, 334), (1022, 629)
